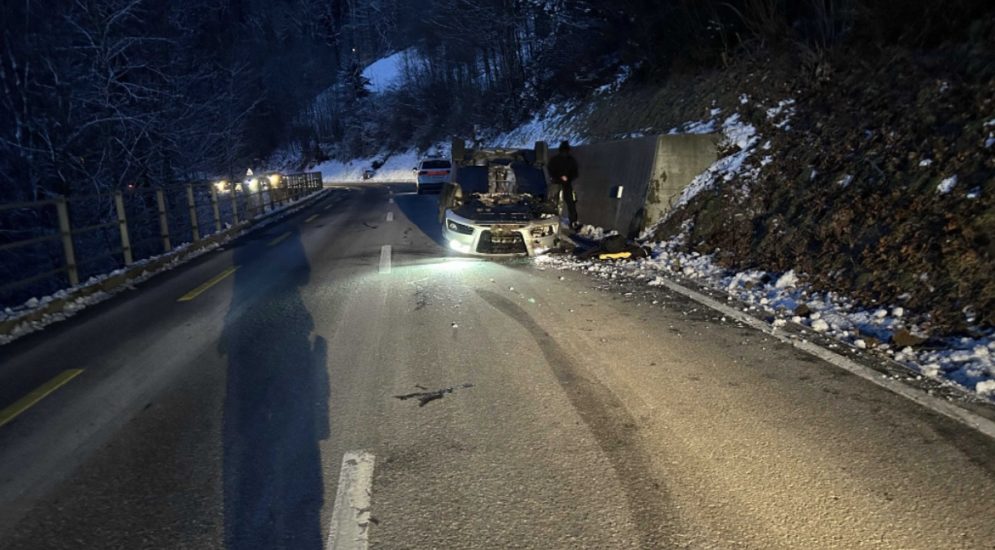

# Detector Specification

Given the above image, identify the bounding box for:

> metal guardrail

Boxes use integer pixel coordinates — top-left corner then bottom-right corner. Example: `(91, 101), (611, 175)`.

(0, 172), (323, 303)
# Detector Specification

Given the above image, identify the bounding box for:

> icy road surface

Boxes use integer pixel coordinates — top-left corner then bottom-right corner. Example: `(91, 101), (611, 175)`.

(0, 185), (993, 549)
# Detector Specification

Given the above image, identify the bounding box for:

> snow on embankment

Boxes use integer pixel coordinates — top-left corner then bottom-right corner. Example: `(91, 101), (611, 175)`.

(490, 103), (588, 148)
(314, 149), (422, 184)
(362, 49), (418, 94)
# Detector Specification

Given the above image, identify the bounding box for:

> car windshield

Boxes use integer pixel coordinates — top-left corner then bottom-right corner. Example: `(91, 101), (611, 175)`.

(421, 160), (450, 169)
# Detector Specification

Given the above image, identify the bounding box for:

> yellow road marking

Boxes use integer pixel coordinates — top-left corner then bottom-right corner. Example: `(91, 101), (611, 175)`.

(0, 369), (84, 429)
(177, 266), (238, 302)
(268, 232), (292, 247)
(305, 214), (319, 223)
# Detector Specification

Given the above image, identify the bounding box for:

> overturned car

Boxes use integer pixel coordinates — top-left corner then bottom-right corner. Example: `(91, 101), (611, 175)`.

(439, 141), (560, 256)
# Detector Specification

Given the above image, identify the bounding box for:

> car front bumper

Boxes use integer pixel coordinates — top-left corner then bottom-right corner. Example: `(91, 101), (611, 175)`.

(442, 211), (558, 257)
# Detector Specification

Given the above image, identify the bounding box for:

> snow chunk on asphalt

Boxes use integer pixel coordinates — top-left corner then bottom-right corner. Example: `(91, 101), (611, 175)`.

(811, 319), (830, 332)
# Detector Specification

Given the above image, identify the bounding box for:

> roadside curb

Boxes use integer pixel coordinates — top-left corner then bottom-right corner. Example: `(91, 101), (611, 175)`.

(0, 189), (333, 345)
(648, 273), (995, 441)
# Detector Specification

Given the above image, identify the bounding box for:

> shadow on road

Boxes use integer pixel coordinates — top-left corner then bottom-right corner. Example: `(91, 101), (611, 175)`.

(219, 228), (328, 550)
(393, 193), (445, 247)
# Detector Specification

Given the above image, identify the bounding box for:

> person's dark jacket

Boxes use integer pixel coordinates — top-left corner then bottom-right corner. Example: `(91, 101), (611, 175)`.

(547, 153), (578, 183)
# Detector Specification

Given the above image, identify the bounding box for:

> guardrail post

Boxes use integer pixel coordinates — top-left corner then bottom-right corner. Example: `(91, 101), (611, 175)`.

(210, 185), (222, 233)
(156, 188), (172, 252)
(186, 184), (200, 241)
(114, 191), (133, 265)
(54, 196), (79, 287)
(230, 185), (240, 225)
(272, 177), (283, 207)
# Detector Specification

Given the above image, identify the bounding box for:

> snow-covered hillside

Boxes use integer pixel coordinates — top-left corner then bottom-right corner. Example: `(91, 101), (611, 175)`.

(361, 49), (419, 94)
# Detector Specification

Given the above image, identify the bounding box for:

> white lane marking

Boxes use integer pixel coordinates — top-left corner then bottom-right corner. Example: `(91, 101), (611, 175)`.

(388, 197), (394, 204)
(653, 276), (995, 441)
(386, 211), (394, 222)
(379, 245), (391, 274)
(326, 451), (376, 550)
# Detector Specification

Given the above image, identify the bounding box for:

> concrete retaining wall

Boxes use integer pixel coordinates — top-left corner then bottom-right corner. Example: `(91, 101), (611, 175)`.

(567, 134), (719, 236)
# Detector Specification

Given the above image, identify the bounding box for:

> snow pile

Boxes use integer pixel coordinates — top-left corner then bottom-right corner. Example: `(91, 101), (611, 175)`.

(537, 237), (995, 402)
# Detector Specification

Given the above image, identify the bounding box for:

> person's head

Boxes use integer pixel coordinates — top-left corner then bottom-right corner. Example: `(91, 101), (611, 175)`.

(558, 141), (571, 154)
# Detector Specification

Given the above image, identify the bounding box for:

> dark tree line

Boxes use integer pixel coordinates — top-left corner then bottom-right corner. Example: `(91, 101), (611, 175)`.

(315, 0), (992, 160)
(0, 0), (354, 202)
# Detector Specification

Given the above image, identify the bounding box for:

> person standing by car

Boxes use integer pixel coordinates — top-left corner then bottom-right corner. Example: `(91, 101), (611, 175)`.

(547, 141), (580, 229)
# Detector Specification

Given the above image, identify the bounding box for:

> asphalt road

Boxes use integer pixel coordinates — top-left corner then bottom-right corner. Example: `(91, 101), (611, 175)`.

(1, 184), (994, 549)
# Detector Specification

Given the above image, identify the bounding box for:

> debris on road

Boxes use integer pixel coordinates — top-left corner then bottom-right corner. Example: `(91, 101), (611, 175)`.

(394, 384), (474, 406)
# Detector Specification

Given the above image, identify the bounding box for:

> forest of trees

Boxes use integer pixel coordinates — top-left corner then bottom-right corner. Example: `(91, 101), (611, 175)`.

(307, 0), (993, 160)
(3, 0), (990, 202)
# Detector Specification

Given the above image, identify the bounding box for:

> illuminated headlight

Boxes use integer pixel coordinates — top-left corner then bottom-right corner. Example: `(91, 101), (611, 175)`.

(449, 240), (470, 253)
(214, 180), (228, 193)
(446, 219), (474, 235)
(530, 224), (557, 237)
(268, 174), (281, 187)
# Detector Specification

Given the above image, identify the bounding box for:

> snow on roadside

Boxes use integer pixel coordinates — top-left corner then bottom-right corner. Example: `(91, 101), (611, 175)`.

(0, 190), (339, 346)
(536, 236), (995, 402)
(0, 245), (216, 346)
(314, 148), (426, 183)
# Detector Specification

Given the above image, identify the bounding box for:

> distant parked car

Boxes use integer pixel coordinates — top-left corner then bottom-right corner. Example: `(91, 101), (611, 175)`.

(414, 159), (452, 194)
(362, 168), (375, 180)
